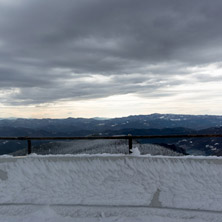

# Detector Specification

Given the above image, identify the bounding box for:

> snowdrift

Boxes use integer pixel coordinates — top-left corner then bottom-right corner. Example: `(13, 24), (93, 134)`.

(0, 155), (222, 212)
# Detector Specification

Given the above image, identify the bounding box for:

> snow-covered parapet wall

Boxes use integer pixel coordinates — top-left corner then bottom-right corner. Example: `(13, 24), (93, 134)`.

(0, 155), (222, 212)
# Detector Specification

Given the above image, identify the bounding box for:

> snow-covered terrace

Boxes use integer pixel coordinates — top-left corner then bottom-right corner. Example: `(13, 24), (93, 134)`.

(0, 154), (222, 221)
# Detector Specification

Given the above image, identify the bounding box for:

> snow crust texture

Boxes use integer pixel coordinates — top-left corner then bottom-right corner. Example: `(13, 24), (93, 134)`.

(0, 155), (222, 213)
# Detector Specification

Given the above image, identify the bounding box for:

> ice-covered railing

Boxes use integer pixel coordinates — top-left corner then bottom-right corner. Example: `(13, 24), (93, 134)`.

(0, 134), (222, 154)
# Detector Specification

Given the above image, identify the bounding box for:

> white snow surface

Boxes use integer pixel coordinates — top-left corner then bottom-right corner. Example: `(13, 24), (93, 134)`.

(0, 155), (222, 221)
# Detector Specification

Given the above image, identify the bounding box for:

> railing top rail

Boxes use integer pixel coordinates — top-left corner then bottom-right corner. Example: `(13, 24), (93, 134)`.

(0, 136), (128, 140)
(0, 134), (222, 140)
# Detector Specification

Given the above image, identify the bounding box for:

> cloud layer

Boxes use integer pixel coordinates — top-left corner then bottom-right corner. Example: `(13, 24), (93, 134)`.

(0, 0), (222, 111)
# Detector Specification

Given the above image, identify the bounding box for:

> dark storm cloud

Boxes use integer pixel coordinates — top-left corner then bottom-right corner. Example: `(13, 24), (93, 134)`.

(0, 0), (222, 105)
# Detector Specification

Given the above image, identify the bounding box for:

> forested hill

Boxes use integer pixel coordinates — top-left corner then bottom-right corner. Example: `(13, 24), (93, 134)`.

(0, 114), (222, 156)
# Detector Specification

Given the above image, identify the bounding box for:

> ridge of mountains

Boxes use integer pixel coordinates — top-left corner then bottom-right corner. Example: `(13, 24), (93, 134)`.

(1, 113), (222, 132)
(0, 113), (222, 155)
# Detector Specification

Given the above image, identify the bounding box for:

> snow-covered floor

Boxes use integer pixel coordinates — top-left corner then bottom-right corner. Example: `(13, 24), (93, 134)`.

(1, 205), (222, 222)
(0, 153), (222, 221)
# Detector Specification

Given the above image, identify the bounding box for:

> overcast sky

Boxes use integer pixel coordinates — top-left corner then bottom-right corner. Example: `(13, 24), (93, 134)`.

(0, 0), (222, 118)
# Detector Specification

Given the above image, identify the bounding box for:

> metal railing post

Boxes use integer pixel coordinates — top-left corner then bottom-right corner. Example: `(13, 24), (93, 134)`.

(27, 140), (32, 155)
(128, 134), (133, 154)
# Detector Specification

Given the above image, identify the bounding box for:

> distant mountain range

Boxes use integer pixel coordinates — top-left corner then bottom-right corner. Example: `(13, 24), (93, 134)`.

(0, 113), (222, 155)
(1, 113), (222, 133)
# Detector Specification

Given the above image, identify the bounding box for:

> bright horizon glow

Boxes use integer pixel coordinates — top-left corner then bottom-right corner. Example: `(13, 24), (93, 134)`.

(1, 91), (222, 119)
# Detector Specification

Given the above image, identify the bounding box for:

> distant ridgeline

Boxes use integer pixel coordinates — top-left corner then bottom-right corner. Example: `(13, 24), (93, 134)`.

(0, 113), (222, 156)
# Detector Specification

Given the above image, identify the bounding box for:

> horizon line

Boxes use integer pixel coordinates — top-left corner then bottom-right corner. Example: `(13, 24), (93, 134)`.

(1, 113), (222, 120)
